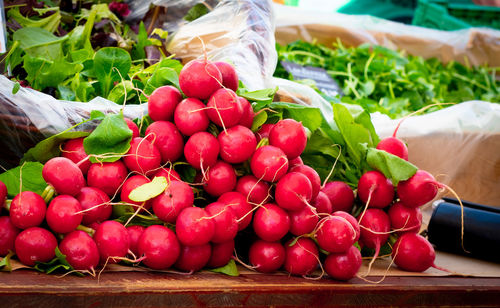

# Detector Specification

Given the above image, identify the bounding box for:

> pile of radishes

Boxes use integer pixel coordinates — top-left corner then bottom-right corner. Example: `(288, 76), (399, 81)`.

(0, 57), (447, 280)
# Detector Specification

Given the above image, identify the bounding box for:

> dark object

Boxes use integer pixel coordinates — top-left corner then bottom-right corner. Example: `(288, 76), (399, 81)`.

(428, 198), (500, 263)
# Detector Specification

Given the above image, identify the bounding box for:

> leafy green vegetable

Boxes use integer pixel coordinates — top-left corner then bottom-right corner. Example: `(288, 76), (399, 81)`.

(34, 247), (82, 276)
(184, 3), (210, 22)
(94, 47), (132, 97)
(365, 146), (418, 185)
(209, 259), (239, 277)
(0, 162), (47, 198)
(22, 131), (90, 164)
(129, 177), (169, 203)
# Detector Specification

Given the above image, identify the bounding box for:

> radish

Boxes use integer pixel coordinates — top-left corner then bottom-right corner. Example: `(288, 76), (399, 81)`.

(207, 240), (235, 268)
(15, 227), (57, 266)
(249, 240), (286, 273)
(312, 191), (333, 214)
(174, 98), (210, 136)
(218, 125), (257, 164)
(176, 207), (215, 246)
(290, 165), (321, 200)
(392, 233), (438, 272)
(315, 216), (356, 253)
(358, 208), (391, 269)
(126, 225), (145, 257)
(388, 201), (422, 233)
(202, 161), (237, 197)
(124, 118), (140, 138)
(269, 119), (307, 160)
(76, 187), (112, 225)
(0, 181), (6, 207)
(250, 145), (289, 183)
(275, 172), (312, 211)
(59, 230), (100, 271)
(153, 167), (181, 182)
(145, 121), (184, 163)
(288, 156), (304, 169)
(9, 191), (46, 229)
(123, 137), (161, 175)
(61, 137), (91, 175)
(289, 206), (319, 236)
(376, 137), (408, 161)
(46, 195), (83, 234)
(206, 88), (243, 128)
(42, 157), (85, 196)
(324, 245), (362, 281)
(179, 59), (222, 100)
(321, 181), (354, 213)
(284, 237), (319, 276)
(120, 175), (152, 210)
(87, 160), (128, 197)
(397, 170), (440, 208)
(357, 171), (394, 209)
(152, 180), (194, 223)
(253, 203), (290, 242)
(235, 175), (270, 205)
(174, 243), (212, 272)
(147, 85), (182, 122)
(184, 132), (220, 171)
(332, 211), (360, 242)
(238, 97), (254, 129)
(138, 225), (180, 270)
(255, 123), (274, 142)
(217, 191), (253, 231)
(0, 216), (20, 256)
(205, 202), (238, 243)
(213, 61), (238, 92)
(94, 220), (130, 264)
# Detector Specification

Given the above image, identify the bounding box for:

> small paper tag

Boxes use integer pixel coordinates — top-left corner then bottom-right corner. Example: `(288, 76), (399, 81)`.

(0, 1), (6, 53)
(281, 61), (342, 98)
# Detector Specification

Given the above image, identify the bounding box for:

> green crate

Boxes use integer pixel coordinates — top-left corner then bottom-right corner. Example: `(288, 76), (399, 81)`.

(412, 0), (500, 30)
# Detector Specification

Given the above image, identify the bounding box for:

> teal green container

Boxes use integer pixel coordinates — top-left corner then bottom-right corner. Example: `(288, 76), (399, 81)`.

(412, 0), (500, 30)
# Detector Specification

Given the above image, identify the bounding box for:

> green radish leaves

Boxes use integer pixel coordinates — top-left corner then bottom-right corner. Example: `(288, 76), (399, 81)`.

(129, 177), (169, 203)
(209, 259), (239, 277)
(365, 146), (418, 185)
(94, 47), (132, 97)
(22, 131), (90, 164)
(0, 162), (47, 198)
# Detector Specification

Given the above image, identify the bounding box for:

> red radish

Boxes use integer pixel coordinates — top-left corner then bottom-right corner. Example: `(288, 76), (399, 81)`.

(388, 201), (422, 233)
(120, 175), (151, 210)
(126, 225), (145, 257)
(0, 216), (20, 256)
(250, 145), (289, 183)
(312, 191), (333, 214)
(147, 85), (182, 122)
(59, 230), (99, 271)
(376, 137), (408, 161)
(179, 59), (222, 100)
(275, 172), (312, 211)
(321, 181), (355, 213)
(253, 203), (290, 242)
(255, 123), (274, 142)
(218, 125), (257, 164)
(238, 97), (254, 128)
(235, 175), (270, 205)
(174, 98), (210, 136)
(392, 233), (437, 272)
(315, 216), (356, 253)
(152, 180), (194, 223)
(288, 156), (304, 169)
(207, 240), (234, 268)
(46, 195), (83, 234)
(324, 245), (362, 281)
(15, 227), (57, 266)
(0, 181), (6, 206)
(176, 207), (215, 246)
(290, 165), (321, 200)
(123, 137), (161, 175)
(397, 170), (440, 208)
(284, 237), (319, 276)
(218, 191), (253, 231)
(124, 118), (140, 138)
(205, 202), (238, 243)
(145, 121), (184, 163)
(184, 132), (220, 171)
(61, 137), (91, 174)
(249, 240), (286, 273)
(202, 161), (237, 197)
(358, 208), (391, 266)
(332, 211), (360, 242)
(206, 88), (243, 128)
(43, 157), (85, 196)
(269, 119), (307, 160)
(288, 206), (319, 236)
(214, 61), (238, 92)
(138, 225), (180, 270)
(76, 187), (112, 225)
(357, 171), (394, 209)
(154, 167), (181, 182)
(174, 243), (212, 272)
(87, 160), (128, 197)
(10, 191), (46, 229)
(94, 220), (130, 264)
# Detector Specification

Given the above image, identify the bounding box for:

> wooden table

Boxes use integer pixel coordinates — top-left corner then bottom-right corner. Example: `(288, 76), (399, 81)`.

(0, 270), (499, 307)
